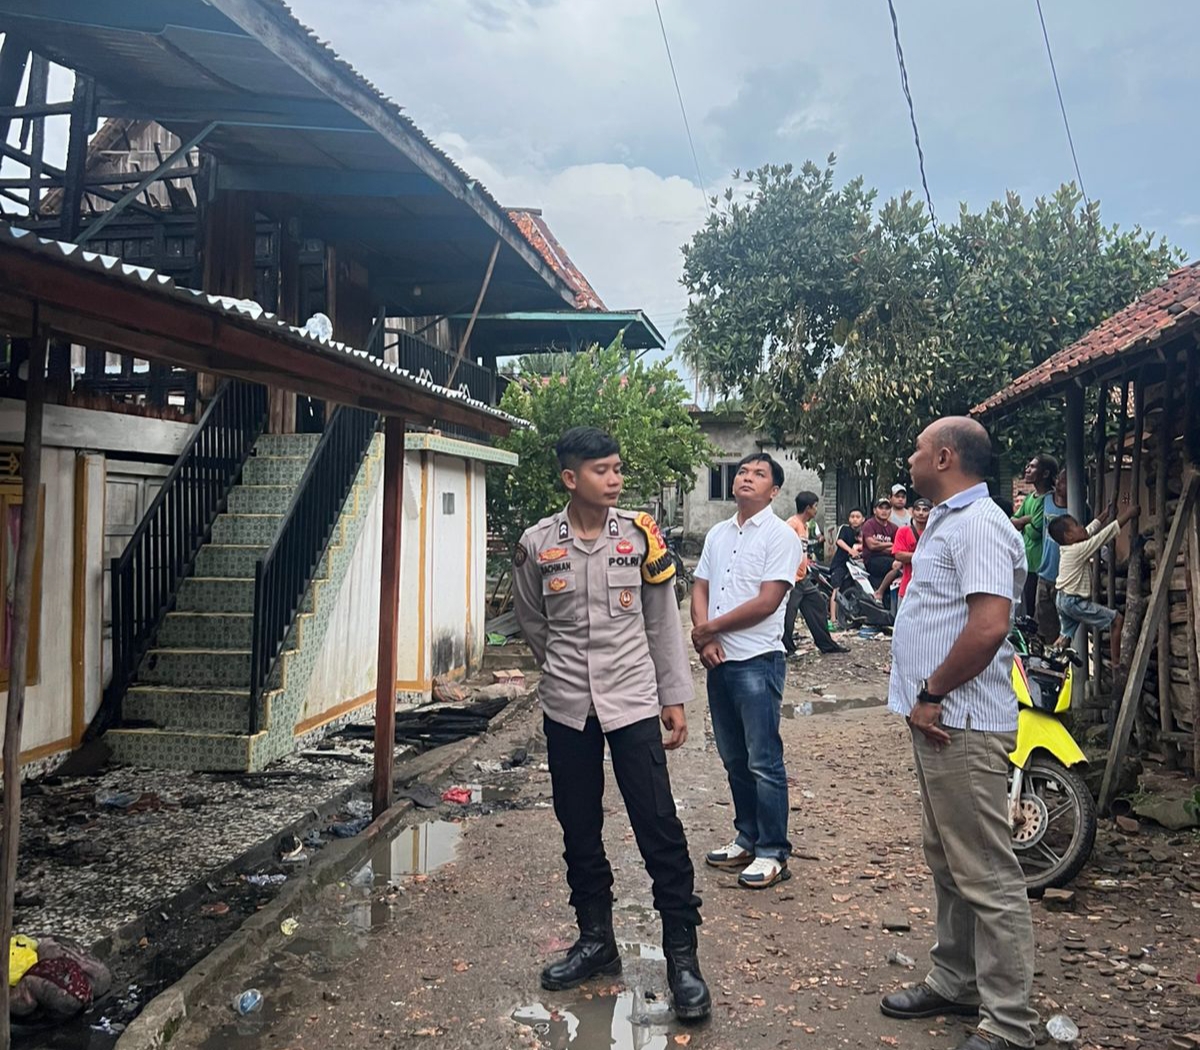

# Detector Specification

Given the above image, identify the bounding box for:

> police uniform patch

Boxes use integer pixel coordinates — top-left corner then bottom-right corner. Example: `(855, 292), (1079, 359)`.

(615, 539), (634, 555)
(608, 518), (620, 537)
(538, 547), (569, 563)
(619, 589), (634, 608)
(513, 544), (527, 567)
(558, 520), (569, 540)
(548, 576), (568, 593)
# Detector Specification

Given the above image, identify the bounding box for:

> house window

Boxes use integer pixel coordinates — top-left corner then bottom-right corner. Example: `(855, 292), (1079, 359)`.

(0, 473), (44, 688)
(442, 492), (456, 515)
(708, 463), (738, 502)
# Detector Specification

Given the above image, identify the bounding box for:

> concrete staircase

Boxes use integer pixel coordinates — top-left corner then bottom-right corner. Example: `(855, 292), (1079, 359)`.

(108, 432), (384, 771)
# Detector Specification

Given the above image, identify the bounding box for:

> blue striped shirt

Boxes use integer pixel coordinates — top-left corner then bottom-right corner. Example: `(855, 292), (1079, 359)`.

(888, 482), (1026, 732)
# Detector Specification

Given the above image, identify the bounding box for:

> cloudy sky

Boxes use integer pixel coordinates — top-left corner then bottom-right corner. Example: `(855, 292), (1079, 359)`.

(5, 1), (1198, 349)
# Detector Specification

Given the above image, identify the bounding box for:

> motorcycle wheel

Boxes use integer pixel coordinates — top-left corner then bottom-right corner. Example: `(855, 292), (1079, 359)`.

(1010, 755), (1097, 895)
(671, 555), (692, 607)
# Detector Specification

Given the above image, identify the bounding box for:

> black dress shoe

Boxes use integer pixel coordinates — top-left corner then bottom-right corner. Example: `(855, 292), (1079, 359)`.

(820, 644), (850, 654)
(880, 984), (980, 1019)
(955, 1033), (1027, 1050)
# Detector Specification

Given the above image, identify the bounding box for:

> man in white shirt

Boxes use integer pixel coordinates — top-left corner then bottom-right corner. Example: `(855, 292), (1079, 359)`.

(690, 453), (802, 889)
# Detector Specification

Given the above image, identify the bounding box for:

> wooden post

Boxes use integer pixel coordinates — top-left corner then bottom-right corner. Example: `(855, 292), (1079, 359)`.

(1155, 354), (1176, 753)
(447, 238), (500, 389)
(1128, 368), (1146, 542)
(1091, 381), (1108, 696)
(1186, 517), (1200, 776)
(1108, 377), (1130, 609)
(373, 415), (405, 818)
(1098, 470), (1200, 812)
(0, 320), (47, 1046)
(1065, 385), (1088, 699)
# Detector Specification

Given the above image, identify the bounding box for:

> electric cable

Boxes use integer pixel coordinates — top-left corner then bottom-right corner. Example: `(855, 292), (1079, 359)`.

(652, 0), (710, 213)
(1035, 0), (1089, 206)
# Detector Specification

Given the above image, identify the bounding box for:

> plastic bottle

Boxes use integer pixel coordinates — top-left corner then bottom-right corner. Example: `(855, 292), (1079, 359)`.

(231, 989), (263, 1016)
(1045, 1013), (1079, 1043)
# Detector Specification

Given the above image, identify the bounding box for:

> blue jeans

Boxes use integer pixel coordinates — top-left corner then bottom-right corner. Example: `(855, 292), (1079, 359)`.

(706, 652), (791, 862)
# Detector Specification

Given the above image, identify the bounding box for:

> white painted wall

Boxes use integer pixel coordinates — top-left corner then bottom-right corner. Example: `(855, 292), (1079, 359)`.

(682, 417), (822, 541)
(299, 446), (492, 732)
(0, 447), (105, 766)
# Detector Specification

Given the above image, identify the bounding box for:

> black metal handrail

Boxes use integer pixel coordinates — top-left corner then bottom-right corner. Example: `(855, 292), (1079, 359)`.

(249, 406), (379, 731)
(104, 379), (268, 729)
(391, 329), (496, 405)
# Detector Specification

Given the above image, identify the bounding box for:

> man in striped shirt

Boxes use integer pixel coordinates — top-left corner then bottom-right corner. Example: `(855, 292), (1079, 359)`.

(881, 417), (1037, 1050)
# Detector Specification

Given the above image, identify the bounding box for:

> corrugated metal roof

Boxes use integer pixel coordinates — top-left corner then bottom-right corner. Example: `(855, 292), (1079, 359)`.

(972, 263), (1200, 418)
(0, 222), (530, 429)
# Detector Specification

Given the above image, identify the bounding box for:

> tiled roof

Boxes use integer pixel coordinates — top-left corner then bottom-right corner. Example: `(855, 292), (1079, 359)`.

(507, 210), (607, 311)
(0, 224), (530, 429)
(972, 262), (1200, 417)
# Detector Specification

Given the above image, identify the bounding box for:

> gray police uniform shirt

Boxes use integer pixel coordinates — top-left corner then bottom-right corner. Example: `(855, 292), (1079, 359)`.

(512, 506), (693, 733)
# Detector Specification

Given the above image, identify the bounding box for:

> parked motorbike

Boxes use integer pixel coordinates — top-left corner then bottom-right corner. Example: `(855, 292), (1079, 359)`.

(832, 559), (894, 631)
(1007, 618), (1097, 893)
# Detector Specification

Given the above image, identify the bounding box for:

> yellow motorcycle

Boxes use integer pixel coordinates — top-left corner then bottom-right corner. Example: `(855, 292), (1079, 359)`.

(1007, 619), (1097, 893)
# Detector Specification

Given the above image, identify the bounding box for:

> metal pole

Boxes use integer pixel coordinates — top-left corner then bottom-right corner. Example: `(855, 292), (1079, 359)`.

(0, 313), (47, 1047)
(447, 238), (500, 389)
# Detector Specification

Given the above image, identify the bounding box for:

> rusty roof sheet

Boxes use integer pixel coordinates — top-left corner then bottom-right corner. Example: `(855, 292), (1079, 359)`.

(972, 262), (1200, 418)
(507, 210), (606, 311)
(0, 223), (530, 429)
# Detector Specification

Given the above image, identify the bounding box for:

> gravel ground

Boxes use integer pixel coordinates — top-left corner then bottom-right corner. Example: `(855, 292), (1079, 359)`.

(166, 630), (1200, 1050)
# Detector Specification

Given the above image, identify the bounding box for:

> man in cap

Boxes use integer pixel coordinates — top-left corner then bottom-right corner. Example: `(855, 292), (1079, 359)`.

(512, 426), (710, 1021)
(889, 483), (913, 528)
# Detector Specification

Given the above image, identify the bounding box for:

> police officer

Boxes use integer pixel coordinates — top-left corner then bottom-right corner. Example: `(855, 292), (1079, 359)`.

(512, 426), (710, 1022)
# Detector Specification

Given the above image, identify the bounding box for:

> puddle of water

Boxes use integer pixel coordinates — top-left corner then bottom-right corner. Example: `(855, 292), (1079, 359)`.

(470, 783), (519, 803)
(512, 989), (676, 1050)
(782, 695), (886, 718)
(197, 976), (293, 1050)
(363, 819), (462, 882)
(618, 941), (665, 961)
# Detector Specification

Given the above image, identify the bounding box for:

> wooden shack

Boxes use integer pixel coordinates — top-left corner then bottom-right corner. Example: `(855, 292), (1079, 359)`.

(973, 262), (1200, 805)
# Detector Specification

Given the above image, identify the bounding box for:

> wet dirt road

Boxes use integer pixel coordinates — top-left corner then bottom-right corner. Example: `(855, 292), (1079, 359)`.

(168, 636), (1199, 1050)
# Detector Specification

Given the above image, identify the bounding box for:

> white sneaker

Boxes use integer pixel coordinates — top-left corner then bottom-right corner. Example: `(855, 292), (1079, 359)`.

(705, 840), (753, 870)
(737, 857), (790, 889)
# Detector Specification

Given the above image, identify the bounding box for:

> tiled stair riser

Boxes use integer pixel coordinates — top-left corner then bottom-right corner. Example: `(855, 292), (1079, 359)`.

(210, 513), (284, 545)
(107, 434), (382, 771)
(241, 454), (312, 486)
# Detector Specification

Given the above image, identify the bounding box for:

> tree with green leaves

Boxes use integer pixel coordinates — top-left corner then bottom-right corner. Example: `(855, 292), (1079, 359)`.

(488, 336), (713, 546)
(679, 158), (1184, 481)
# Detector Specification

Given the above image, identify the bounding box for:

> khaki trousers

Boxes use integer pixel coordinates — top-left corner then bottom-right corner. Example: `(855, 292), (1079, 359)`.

(911, 725), (1038, 1047)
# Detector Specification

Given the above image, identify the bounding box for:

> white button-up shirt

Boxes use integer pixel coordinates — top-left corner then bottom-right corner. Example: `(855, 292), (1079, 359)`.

(888, 482), (1025, 732)
(695, 506), (802, 662)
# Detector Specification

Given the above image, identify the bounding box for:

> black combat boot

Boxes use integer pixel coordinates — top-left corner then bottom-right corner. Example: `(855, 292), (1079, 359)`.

(540, 897), (621, 991)
(662, 917), (711, 1022)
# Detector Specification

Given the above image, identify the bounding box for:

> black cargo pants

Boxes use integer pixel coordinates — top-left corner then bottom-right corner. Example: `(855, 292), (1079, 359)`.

(544, 714), (702, 925)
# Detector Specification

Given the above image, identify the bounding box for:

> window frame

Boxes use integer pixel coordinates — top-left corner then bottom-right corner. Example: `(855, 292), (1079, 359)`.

(707, 462), (739, 503)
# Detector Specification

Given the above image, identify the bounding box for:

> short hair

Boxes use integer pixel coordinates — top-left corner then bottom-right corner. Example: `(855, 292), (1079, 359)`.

(1033, 454), (1060, 484)
(555, 426), (620, 472)
(847, 507), (864, 518)
(936, 418), (993, 479)
(795, 490), (820, 514)
(1048, 515), (1078, 544)
(736, 452), (784, 488)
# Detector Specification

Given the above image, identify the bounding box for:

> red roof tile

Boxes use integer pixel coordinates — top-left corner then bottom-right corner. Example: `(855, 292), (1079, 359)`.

(507, 210), (606, 311)
(972, 262), (1200, 418)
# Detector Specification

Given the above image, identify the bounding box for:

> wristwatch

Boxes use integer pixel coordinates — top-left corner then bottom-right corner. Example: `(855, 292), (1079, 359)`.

(917, 679), (945, 705)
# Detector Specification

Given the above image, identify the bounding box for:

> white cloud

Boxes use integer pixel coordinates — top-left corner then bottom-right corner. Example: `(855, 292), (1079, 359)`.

(437, 131), (708, 335)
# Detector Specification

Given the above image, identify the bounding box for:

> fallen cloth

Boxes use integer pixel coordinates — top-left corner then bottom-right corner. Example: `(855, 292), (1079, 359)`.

(337, 697), (510, 752)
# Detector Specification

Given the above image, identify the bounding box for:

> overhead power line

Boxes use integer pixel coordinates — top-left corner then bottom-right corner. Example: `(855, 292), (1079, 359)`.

(1035, 0), (1089, 206)
(885, 0), (954, 300)
(652, 0), (710, 213)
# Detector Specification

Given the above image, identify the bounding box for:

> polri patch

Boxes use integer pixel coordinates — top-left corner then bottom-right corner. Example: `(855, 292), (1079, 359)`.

(615, 539), (634, 555)
(513, 544), (527, 567)
(538, 546), (569, 563)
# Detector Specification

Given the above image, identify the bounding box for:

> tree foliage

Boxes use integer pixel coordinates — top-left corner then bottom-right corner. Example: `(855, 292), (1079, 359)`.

(487, 337), (714, 545)
(679, 158), (1184, 480)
